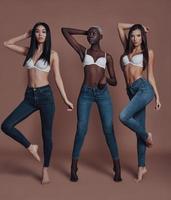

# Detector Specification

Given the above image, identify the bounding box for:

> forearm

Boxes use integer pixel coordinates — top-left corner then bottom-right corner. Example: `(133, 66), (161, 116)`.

(61, 28), (87, 35)
(55, 76), (69, 103)
(118, 23), (134, 30)
(4, 33), (29, 45)
(148, 76), (160, 100)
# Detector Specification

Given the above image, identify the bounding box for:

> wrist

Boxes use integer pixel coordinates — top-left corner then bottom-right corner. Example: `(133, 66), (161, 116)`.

(64, 98), (69, 104)
(24, 33), (30, 38)
(155, 96), (160, 101)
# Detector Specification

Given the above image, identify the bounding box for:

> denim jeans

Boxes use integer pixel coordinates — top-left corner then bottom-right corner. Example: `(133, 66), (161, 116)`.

(119, 78), (154, 166)
(1, 85), (55, 167)
(72, 84), (120, 160)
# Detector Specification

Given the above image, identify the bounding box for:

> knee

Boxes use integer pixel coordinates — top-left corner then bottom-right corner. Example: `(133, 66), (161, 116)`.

(119, 111), (128, 124)
(76, 121), (88, 138)
(1, 120), (13, 133)
(103, 122), (113, 135)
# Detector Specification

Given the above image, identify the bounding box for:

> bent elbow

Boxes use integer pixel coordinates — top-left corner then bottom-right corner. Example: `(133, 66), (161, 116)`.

(61, 27), (67, 34)
(3, 41), (8, 47)
(110, 80), (117, 86)
(112, 81), (117, 86)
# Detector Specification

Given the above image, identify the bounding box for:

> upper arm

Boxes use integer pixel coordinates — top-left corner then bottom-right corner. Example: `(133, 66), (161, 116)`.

(61, 28), (85, 60)
(147, 49), (154, 79)
(4, 42), (29, 56)
(51, 51), (61, 79)
(117, 23), (127, 49)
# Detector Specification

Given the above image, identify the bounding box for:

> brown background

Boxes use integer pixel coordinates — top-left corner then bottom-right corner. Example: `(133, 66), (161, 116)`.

(0, 0), (170, 200)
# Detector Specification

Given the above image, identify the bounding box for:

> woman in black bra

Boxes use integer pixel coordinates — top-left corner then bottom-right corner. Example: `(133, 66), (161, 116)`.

(62, 26), (122, 182)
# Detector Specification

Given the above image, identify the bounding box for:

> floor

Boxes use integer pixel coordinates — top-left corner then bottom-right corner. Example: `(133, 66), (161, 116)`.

(0, 148), (170, 200)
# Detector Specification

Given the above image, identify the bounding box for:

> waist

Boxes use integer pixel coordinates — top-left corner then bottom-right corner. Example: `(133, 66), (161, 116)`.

(126, 75), (143, 86)
(81, 83), (107, 91)
(26, 84), (51, 91)
(127, 77), (150, 89)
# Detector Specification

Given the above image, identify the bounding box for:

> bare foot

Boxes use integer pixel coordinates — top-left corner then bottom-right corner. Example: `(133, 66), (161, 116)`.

(42, 167), (50, 184)
(135, 167), (147, 183)
(146, 132), (153, 147)
(27, 144), (41, 162)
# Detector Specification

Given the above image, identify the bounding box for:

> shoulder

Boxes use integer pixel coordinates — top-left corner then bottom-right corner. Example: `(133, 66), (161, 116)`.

(50, 50), (59, 60)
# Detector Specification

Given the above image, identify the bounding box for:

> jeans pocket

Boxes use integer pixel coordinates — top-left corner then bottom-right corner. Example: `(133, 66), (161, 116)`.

(39, 89), (53, 97)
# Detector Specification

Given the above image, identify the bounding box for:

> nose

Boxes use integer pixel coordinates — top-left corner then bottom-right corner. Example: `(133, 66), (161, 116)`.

(89, 32), (94, 37)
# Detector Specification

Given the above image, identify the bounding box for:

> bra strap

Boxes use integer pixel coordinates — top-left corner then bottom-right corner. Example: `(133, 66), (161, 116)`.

(105, 52), (107, 58)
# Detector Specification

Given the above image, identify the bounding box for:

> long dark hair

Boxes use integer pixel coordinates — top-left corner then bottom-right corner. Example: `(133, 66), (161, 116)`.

(124, 24), (149, 70)
(23, 22), (51, 66)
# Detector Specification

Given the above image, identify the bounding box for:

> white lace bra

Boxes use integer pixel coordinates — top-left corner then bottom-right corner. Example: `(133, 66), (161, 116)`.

(25, 58), (50, 72)
(83, 49), (107, 69)
(122, 54), (143, 68)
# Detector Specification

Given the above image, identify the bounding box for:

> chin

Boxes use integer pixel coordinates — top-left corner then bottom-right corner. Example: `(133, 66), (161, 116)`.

(90, 41), (96, 45)
(134, 43), (140, 47)
(38, 40), (45, 44)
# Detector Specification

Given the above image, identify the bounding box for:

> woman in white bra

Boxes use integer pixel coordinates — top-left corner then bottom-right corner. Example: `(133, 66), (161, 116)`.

(1, 22), (73, 184)
(118, 23), (161, 182)
(62, 26), (122, 182)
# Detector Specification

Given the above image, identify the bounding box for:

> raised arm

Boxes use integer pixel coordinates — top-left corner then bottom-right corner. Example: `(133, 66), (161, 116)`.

(3, 31), (31, 56)
(117, 23), (134, 49)
(117, 23), (149, 49)
(52, 51), (73, 111)
(106, 54), (117, 86)
(61, 27), (87, 61)
(147, 49), (161, 110)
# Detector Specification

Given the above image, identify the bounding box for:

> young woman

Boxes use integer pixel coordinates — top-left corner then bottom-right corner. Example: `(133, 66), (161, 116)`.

(1, 22), (73, 184)
(61, 26), (122, 182)
(117, 23), (161, 182)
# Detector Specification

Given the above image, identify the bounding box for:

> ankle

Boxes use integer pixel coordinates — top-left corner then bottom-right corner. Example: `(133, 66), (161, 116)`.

(43, 167), (48, 171)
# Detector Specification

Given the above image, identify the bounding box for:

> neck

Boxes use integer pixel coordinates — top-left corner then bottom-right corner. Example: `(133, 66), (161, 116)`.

(133, 45), (142, 53)
(90, 43), (101, 51)
(37, 43), (44, 51)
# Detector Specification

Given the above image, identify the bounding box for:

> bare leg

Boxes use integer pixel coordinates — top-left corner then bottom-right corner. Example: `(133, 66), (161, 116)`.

(136, 167), (148, 182)
(42, 167), (50, 184)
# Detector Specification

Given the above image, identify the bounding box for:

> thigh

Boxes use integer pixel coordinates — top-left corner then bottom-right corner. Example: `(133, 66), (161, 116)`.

(77, 92), (93, 123)
(96, 89), (113, 124)
(3, 99), (37, 126)
(39, 103), (55, 129)
(121, 90), (150, 119)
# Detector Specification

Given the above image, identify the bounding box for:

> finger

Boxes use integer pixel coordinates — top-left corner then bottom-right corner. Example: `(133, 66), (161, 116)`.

(156, 104), (161, 110)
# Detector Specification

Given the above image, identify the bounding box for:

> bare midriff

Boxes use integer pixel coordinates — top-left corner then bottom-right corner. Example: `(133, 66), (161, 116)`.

(83, 65), (106, 86)
(123, 64), (144, 86)
(27, 69), (49, 88)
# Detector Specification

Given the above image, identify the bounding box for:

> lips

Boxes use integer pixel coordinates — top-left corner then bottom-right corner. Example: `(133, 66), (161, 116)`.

(88, 38), (94, 42)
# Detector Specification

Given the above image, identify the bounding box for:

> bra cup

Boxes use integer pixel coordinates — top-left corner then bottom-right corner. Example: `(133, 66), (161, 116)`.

(96, 58), (106, 69)
(83, 54), (94, 66)
(131, 54), (143, 66)
(122, 55), (130, 65)
(36, 60), (49, 69)
(25, 58), (34, 68)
